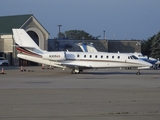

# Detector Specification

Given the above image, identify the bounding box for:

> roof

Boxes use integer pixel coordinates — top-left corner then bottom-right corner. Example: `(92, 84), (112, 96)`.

(0, 14), (32, 34)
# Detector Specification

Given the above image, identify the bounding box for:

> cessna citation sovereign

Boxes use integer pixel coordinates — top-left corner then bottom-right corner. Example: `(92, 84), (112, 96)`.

(78, 43), (159, 69)
(12, 29), (152, 74)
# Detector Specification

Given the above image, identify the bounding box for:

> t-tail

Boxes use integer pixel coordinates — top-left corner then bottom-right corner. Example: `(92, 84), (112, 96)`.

(77, 43), (98, 52)
(12, 29), (43, 57)
(12, 29), (65, 68)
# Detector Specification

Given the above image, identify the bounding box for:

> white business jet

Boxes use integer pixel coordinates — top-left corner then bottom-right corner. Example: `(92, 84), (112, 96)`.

(12, 29), (152, 74)
(77, 43), (160, 69)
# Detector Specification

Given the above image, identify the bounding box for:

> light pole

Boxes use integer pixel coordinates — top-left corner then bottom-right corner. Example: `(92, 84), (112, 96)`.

(103, 30), (106, 39)
(58, 25), (62, 39)
(58, 25), (62, 34)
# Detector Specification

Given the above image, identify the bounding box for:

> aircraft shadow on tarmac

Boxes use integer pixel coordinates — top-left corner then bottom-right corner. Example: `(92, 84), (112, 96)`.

(81, 70), (160, 75)
(82, 71), (138, 75)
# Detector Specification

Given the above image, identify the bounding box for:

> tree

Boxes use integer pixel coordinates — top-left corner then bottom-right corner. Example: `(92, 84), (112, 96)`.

(141, 35), (154, 57)
(151, 31), (160, 58)
(64, 30), (97, 40)
(57, 32), (65, 39)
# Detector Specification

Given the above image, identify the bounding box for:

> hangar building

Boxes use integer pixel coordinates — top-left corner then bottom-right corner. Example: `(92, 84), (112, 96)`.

(0, 14), (49, 65)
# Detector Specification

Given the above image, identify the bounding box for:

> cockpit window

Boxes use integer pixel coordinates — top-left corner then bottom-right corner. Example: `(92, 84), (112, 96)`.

(131, 55), (138, 59)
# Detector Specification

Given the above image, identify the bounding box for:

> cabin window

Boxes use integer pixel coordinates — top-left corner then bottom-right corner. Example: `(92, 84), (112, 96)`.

(90, 55), (92, 58)
(128, 56), (130, 59)
(84, 55), (86, 58)
(118, 56), (120, 59)
(77, 54), (79, 57)
(95, 55), (97, 58)
(112, 56), (114, 59)
(101, 55), (103, 58)
(106, 56), (109, 59)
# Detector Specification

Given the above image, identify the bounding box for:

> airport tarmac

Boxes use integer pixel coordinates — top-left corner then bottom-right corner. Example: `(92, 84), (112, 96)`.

(0, 66), (160, 120)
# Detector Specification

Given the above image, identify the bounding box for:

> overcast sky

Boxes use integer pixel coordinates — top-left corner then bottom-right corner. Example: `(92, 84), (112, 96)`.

(0, 0), (160, 40)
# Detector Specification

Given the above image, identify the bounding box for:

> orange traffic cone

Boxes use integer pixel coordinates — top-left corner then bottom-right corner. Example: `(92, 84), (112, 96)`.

(20, 66), (23, 72)
(42, 64), (44, 69)
(1, 68), (5, 74)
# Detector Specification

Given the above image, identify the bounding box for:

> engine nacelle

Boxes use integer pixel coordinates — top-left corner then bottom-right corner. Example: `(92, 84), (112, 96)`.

(42, 52), (66, 61)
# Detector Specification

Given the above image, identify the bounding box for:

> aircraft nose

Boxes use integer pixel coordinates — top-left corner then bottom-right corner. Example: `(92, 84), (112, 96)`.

(146, 62), (153, 67)
(138, 61), (153, 70)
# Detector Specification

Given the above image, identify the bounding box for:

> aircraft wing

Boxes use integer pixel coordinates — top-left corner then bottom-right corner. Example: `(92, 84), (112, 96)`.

(59, 62), (92, 68)
(17, 54), (91, 70)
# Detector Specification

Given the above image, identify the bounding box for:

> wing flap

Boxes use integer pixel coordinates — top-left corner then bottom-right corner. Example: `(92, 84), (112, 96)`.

(59, 62), (92, 68)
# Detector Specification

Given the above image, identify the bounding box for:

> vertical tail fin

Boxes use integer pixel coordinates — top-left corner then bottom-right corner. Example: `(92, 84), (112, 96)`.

(86, 43), (98, 52)
(77, 43), (98, 52)
(12, 29), (43, 55)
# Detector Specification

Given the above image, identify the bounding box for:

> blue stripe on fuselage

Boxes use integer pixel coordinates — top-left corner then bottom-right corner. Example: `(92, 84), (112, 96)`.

(139, 58), (157, 64)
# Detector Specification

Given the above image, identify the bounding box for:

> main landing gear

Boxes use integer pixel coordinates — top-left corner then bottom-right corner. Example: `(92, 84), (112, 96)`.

(71, 69), (83, 74)
(136, 69), (140, 75)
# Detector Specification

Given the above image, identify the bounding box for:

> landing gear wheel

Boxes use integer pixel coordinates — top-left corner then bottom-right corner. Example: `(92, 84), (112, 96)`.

(71, 69), (80, 74)
(136, 69), (140, 75)
(71, 69), (75, 74)
(79, 70), (83, 73)
(136, 72), (140, 75)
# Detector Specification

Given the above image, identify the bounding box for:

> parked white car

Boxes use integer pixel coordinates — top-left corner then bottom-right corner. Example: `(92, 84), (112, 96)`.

(0, 57), (10, 66)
